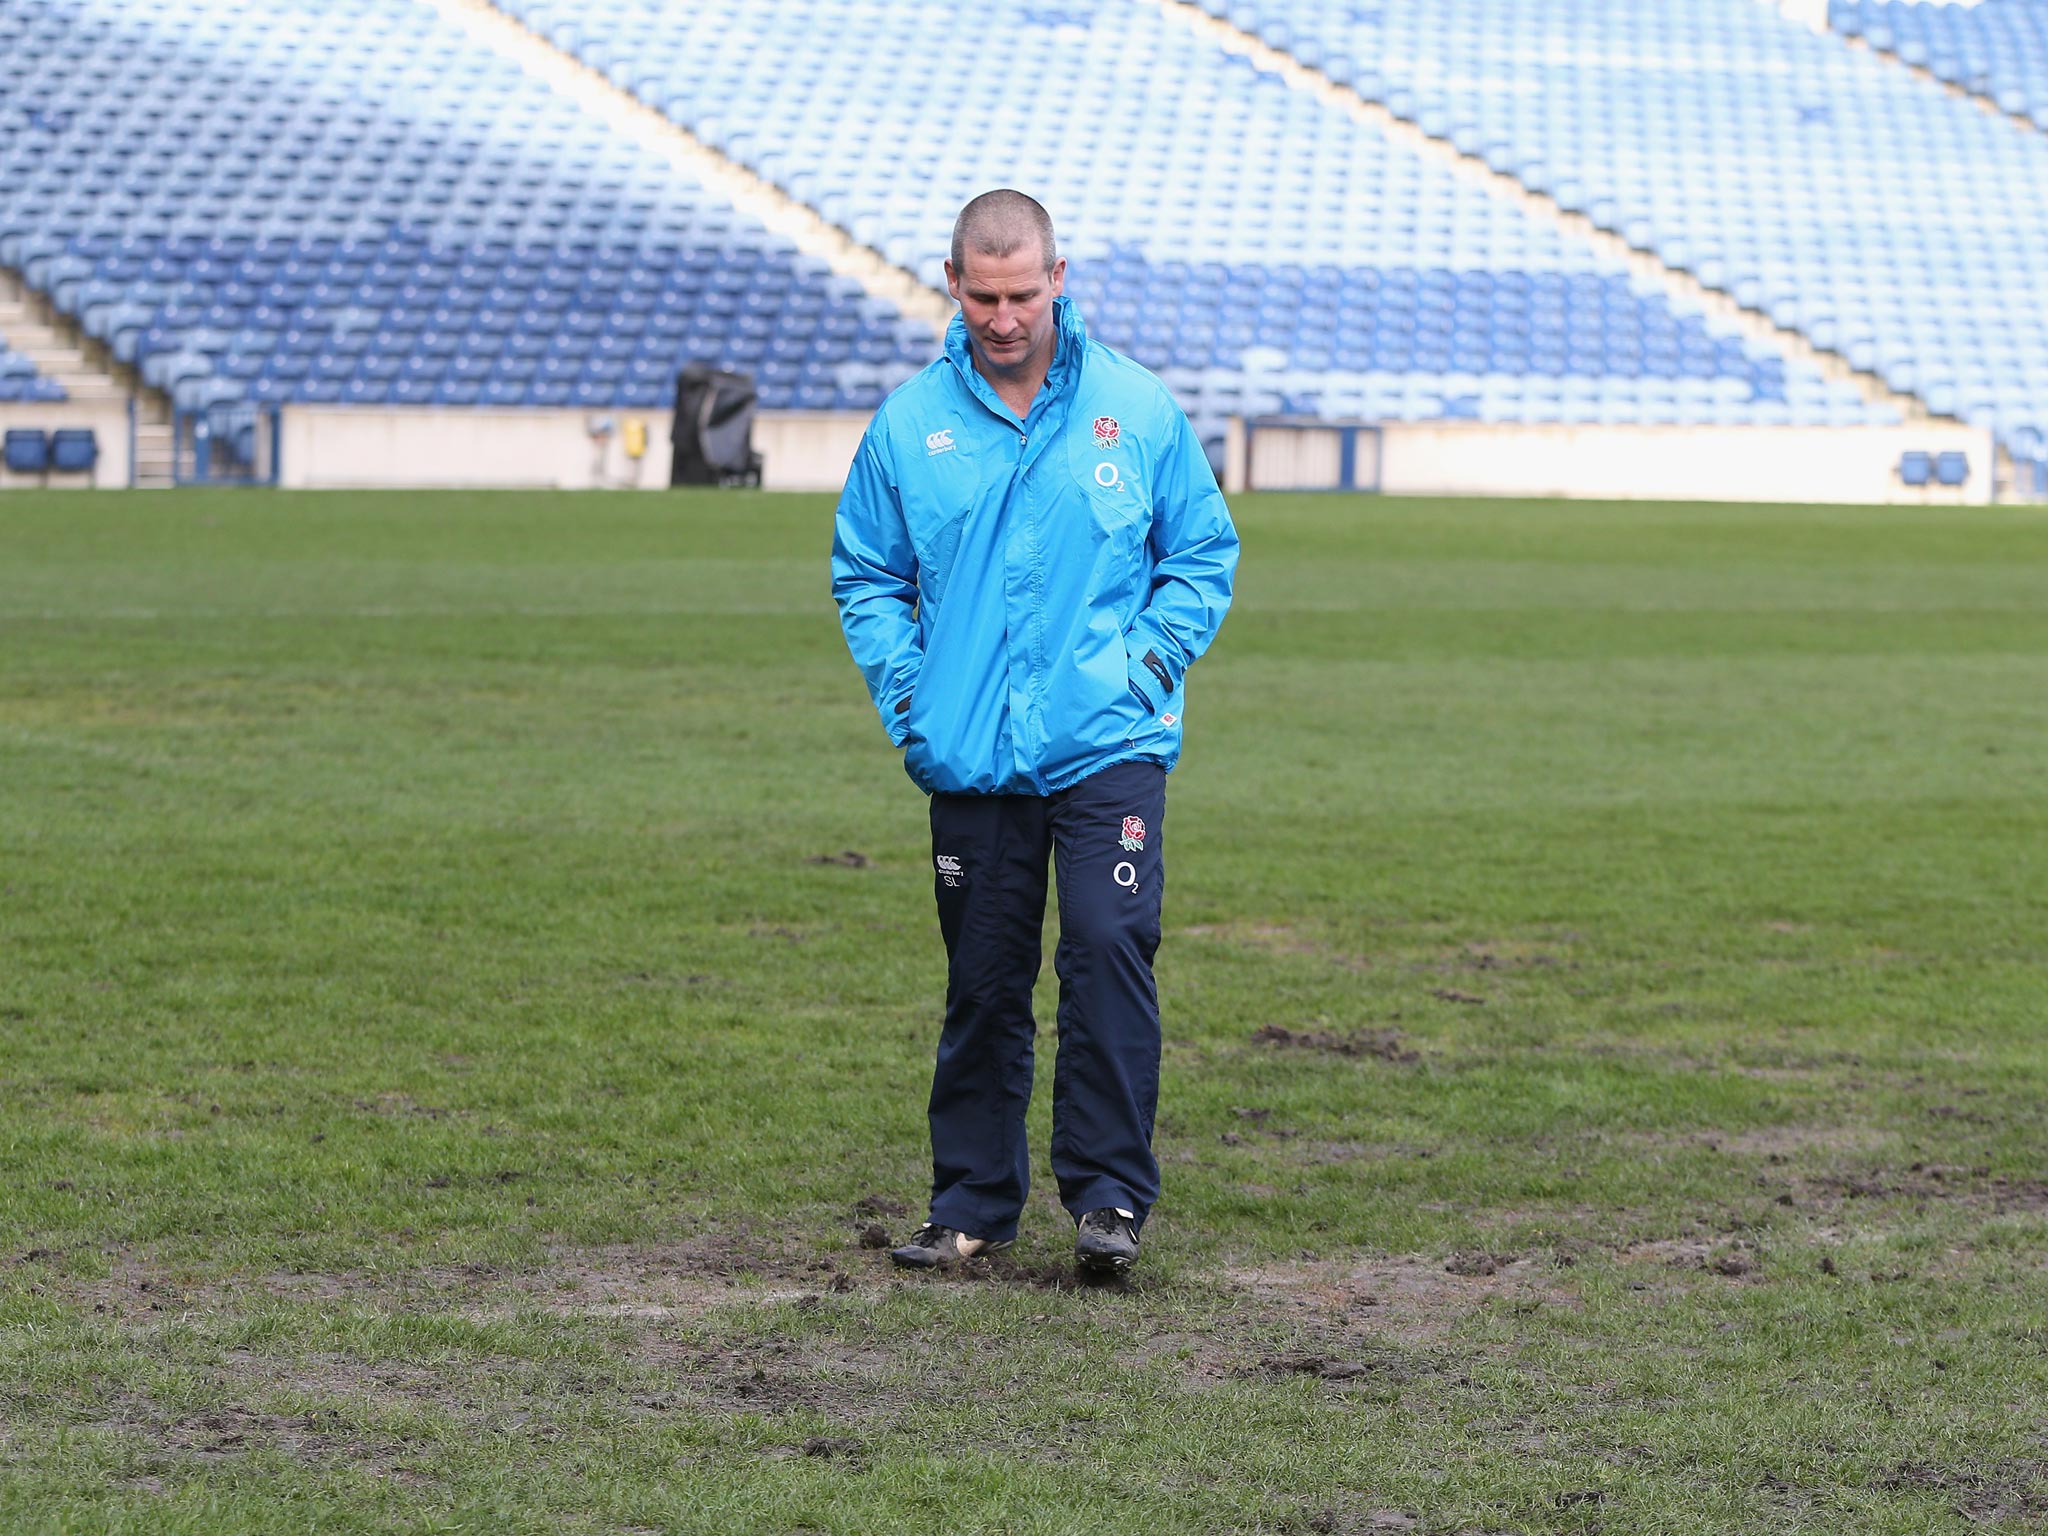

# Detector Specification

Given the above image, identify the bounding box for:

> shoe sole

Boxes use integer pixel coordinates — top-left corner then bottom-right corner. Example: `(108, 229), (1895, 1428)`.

(1075, 1249), (1135, 1276)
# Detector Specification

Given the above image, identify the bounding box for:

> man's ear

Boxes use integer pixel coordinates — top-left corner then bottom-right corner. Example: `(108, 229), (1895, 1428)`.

(944, 260), (961, 302)
(1049, 257), (1066, 296)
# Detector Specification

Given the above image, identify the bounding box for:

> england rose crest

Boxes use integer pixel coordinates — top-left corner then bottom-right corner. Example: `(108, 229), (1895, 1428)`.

(1093, 416), (1120, 450)
(1119, 815), (1146, 851)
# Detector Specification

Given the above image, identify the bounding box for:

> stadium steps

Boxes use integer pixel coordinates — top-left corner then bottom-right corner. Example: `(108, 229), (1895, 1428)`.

(1828, 19), (2048, 141)
(0, 265), (176, 486)
(0, 266), (131, 405)
(441, 0), (953, 333)
(1152, 0), (1932, 429)
(130, 408), (175, 491)
(1994, 441), (2048, 502)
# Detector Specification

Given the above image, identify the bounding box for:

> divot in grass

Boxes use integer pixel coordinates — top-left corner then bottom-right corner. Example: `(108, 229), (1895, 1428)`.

(1250, 1023), (1421, 1062)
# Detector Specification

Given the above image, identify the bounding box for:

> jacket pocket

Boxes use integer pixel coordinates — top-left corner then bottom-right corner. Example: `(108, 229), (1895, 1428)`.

(898, 683), (928, 778)
(1113, 630), (1156, 743)
(1124, 639), (1180, 732)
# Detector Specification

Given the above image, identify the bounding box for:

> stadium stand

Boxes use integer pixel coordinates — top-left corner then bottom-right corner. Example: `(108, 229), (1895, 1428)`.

(0, 332), (67, 402)
(7, 0), (2033, 495)
(1832, 0), (2048, 123)
(0, 0), (936, 432)
(1190, 0), (2047, 474)
(482, 0), (1895, 453)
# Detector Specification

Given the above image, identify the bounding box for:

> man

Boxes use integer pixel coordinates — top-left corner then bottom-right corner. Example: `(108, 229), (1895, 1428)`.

(831, 190), (1238, 1276)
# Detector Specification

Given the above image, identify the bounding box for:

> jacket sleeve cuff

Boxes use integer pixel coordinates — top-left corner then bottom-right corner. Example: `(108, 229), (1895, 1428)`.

(885, 691), (914, 746)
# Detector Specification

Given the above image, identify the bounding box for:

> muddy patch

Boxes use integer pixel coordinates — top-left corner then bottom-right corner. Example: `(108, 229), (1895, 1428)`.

(1793, 1165), (2048, 1218)
(804, 850), (871, 869)
(1878, 1459), (2048, 1524)
(610, 970), (720, 992)
(135, 1401), (421, 1475)
(53, 1218), (1140, 1351)
(1250, 1024), (1420, 1064)
(1616, 1235), (1765, 1280)
(349, 1091), (462, 1121)
(1570, 1124), (2047, 1218)
(59, 1230), (883, 1332)
(1225, 1251), (1579, 1351)
(1287, 1139), (1439, 1166)
(74, 1360), (474, 1483)
(1285, 1509), (1425, 1535)
(1702, 1123), (1890, 1159)
(1425, 939), (1571, 974)
(1242, 1350), (1422, 1387)
(1584, 1122), (1893, 1165)
(661, 1334), (897, 1417)
(63, 1246), (910, 1439)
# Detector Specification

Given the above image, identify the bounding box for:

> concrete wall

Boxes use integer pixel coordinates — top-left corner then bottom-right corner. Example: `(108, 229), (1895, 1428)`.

(124, 403), (2006, 506)
(1227, 418), (1999, 505)
(278, 405), (871, 492)
(0, 399), (132, 489)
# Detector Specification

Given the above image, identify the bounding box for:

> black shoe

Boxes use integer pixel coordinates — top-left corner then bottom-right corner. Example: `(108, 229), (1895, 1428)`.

(889, 1222), (1011, 1270)
(1075, 1207), (1140, 1274)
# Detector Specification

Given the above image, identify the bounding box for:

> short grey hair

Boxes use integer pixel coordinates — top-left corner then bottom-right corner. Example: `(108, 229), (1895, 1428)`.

(950, 189), (1058, 275)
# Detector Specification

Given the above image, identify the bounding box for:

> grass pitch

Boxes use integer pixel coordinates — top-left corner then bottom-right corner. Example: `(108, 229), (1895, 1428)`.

(3, 488), (2046, 1535)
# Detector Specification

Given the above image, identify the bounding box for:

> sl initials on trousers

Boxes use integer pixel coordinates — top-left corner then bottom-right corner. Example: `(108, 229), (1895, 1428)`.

(924, 759), (1167, 1244)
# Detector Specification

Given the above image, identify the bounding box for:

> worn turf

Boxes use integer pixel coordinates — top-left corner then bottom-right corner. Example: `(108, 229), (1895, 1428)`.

(2, 488), (2045, 1535)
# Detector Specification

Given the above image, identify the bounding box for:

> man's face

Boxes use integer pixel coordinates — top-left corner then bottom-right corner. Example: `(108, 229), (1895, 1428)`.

(946, 246), (1066, 380)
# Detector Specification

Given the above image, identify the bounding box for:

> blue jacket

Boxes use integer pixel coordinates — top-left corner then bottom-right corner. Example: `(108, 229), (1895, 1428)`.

(832, 297), (1238, 795)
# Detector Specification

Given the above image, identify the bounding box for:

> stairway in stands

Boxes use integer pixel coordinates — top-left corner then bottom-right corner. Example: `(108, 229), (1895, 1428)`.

(0, 265), (173, 486)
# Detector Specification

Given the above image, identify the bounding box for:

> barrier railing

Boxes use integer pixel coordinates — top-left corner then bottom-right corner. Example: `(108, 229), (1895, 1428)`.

(174, 405), (281, 486)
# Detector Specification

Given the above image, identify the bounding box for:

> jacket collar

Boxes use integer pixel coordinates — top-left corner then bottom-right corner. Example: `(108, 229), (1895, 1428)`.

(944, 295), (1088, 424)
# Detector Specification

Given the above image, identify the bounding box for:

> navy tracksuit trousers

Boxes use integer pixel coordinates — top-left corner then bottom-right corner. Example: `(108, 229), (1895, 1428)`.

(925, 759), (1167, 1243)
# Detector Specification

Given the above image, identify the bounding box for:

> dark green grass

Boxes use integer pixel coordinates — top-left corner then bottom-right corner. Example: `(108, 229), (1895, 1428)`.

(3, 489), (2046, 1534)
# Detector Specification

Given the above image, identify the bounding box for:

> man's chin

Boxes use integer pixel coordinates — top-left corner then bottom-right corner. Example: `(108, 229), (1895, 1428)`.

(976, 344), (1033, 375)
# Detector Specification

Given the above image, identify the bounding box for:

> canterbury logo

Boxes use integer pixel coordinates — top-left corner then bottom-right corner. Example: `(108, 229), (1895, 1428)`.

(925, 429), (955, 455)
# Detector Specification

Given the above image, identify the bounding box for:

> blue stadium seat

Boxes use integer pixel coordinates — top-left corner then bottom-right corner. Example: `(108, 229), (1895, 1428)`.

(1898, 450), (1934, 486)
(3, 427), (50, 474)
